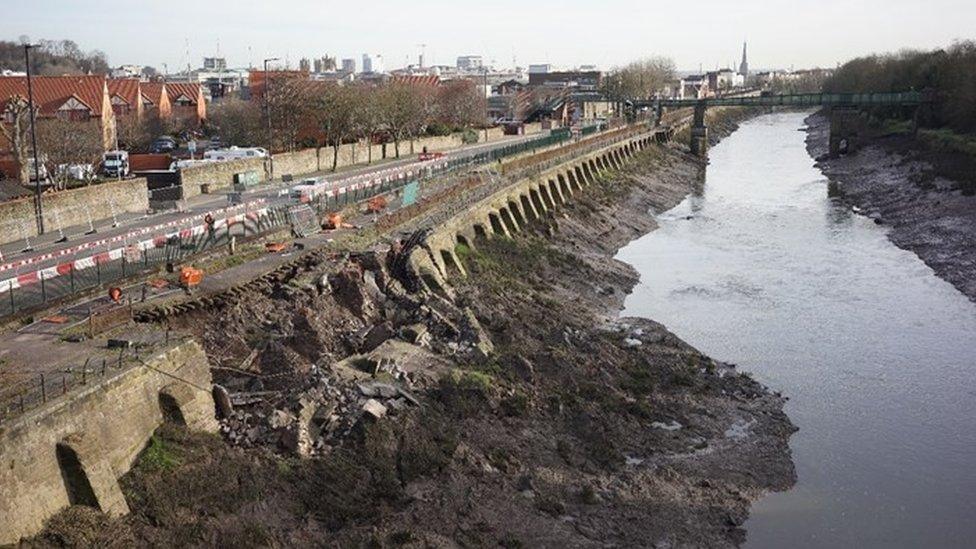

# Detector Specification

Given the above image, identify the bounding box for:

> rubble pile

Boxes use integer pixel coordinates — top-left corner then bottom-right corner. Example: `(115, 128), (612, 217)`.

(186, 240), (492, 457)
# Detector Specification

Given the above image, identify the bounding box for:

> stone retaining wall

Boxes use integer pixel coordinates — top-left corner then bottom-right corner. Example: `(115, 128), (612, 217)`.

(179, 157), (267, 198)
(0, 178), (149, 245)
(0, 340), (217, 544)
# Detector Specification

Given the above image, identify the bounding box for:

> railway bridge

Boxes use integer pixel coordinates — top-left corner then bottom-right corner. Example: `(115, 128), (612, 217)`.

(638, 91), (931, 157)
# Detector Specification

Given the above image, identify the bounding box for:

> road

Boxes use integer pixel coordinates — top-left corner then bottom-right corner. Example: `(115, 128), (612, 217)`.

(0, 131), (549, 292)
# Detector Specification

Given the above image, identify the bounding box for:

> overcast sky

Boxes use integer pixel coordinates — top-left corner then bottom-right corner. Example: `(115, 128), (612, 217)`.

(2, 0), (973, 72)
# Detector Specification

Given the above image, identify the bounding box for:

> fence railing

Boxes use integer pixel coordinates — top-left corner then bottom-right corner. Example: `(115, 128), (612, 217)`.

(0, 334), (185, 425)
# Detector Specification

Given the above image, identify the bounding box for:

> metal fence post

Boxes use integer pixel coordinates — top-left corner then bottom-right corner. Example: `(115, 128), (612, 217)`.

(40, 373), (45, 403)
(40, 274), (46, 302)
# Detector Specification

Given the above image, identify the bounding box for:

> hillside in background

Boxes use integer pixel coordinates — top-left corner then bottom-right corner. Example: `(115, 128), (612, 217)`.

(0, 38), (109, 76)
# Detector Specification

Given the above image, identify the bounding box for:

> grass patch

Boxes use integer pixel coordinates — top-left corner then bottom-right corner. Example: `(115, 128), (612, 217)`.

(919, 128), (976, 157)
(139, 434), (181, 472)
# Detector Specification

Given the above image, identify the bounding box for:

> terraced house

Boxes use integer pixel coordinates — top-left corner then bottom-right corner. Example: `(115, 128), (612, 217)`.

(0, 74), (118, 153)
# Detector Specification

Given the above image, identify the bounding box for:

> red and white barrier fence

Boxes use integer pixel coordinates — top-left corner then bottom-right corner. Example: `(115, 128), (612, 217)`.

(0, 202), (274, 293)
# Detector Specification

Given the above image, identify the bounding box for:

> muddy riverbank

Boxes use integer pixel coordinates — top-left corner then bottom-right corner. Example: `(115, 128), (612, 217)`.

(805, 112), (976, 301)
(31, 113), (794, 547)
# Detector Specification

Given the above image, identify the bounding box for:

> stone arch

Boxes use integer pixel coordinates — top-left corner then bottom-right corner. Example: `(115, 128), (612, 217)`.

(473, 223), (489, 240)
(159, 392), (187, 426)
(548, 180), (564, 204)
(567, 170), (582, 192)
(440, 249), (466, 277)
(584, 161), (596, 183)
(520, 194), (538, 221)
(507, 200), (526, 227)
(456, 233), (473, 251)
(557, 173), (572, 197)
(488, 212), (508, 236)
(499, 206), (519, 234)
(56, 442), (98, 508)
(535, 185), (553, 211)
(574, 165), (588, 187)
(529, 188), (546, 214)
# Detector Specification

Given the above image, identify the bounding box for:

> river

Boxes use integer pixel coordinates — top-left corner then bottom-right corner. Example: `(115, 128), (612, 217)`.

(616, 111), (976, 547)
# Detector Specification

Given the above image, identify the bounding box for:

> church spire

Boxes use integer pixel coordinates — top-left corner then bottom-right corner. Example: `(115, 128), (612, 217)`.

(739, 41), (749, 76)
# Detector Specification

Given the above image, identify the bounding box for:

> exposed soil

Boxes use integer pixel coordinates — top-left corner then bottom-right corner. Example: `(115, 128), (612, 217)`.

(30, 114), (795, 548)
(806, 112), (976, 301)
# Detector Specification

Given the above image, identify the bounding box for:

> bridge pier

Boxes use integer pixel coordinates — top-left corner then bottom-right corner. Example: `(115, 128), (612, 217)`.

(690, 103), (708, 158)
(828, 107), (862, 156)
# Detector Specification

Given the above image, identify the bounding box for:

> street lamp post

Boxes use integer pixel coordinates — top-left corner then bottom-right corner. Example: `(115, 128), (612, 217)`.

(483, 66), (489, 143)
(24, 44), (44, 234)
(263, 57), (279, 180)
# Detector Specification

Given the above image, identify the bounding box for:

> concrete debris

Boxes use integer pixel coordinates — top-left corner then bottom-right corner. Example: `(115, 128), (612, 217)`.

(212, 384), (234, 419)
(362, 398), (388, 420)
(361, 322), (395, 352)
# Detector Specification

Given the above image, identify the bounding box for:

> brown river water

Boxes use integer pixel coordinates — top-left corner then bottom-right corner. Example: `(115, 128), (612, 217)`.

(618, 112), (976, 547)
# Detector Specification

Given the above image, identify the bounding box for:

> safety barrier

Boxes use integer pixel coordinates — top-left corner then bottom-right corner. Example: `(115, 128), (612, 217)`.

(0, 124), (615, 319)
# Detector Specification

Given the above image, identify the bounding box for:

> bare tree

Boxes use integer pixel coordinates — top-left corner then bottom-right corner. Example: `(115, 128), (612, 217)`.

(36, 118), (103, 189)
(602, 56), (676, 101)
(208, 98), (262, 147)
(376, 82), (427, 157)
(353, 85), (383, 163)
(265, 78), (315, 151)
(116, 115), (152, 151)
(436, 80), (486, 130)
(0, 99), (32, 184)
(314, 83), (362, 170)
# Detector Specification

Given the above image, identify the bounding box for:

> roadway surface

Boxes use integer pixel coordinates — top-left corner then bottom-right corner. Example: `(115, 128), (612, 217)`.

(0, 131), (549, 281)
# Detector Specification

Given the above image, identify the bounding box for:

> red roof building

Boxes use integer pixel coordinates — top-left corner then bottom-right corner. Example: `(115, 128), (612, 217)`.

(139, 82), (172, 119)
(390, 74), (441, 87)
(164, 82), (207, 125)
(0, 75), (117, 153)
(107, 78), (144, 119)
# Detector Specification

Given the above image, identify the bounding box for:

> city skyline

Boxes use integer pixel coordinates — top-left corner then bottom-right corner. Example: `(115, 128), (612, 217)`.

(2, 0), (973, 74)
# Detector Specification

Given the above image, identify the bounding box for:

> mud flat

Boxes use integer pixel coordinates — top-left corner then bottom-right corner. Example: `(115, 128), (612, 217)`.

(806, 112), (976, 301)
(30, 114), (794, 548)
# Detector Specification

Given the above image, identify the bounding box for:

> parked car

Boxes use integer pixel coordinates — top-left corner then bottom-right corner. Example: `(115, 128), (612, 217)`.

(203, 146), (268, 161)
(102, 150), (130, 178)
(208, 135), (223, 149)
(58, 163), (95, 181)
(149, 136), (178, 154)
(289, 177), (321, 199)
(26, 156), (50, 182)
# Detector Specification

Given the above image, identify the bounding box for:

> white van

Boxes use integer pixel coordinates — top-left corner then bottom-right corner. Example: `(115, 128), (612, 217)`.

(203, 146), (268, 161)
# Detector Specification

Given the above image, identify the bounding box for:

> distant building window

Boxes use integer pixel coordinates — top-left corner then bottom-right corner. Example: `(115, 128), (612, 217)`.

(57, 97), (92, 121)
(57, 109), (91, 121)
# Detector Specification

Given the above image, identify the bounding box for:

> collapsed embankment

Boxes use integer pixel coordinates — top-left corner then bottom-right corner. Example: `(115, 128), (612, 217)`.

(806, 112), (976, 301)
(30, 114), (794, 548)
